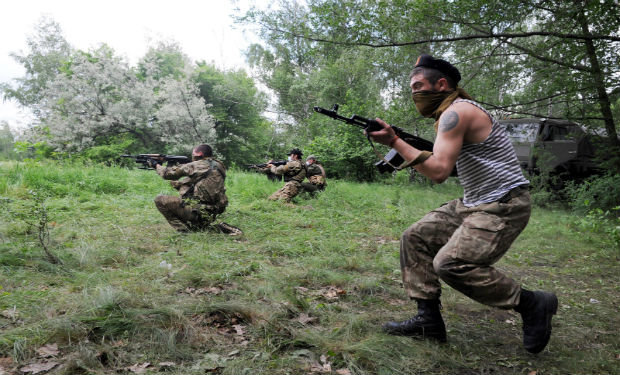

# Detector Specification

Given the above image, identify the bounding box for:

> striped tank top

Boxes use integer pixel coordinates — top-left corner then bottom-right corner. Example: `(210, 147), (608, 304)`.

(453, 99), (529, 207)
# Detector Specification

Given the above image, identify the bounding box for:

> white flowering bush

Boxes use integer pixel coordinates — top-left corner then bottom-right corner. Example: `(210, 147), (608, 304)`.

(33, 44), (216, 154)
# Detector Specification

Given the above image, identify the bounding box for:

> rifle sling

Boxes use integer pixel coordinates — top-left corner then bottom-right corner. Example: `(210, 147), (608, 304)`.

(366, 134), (406, 172)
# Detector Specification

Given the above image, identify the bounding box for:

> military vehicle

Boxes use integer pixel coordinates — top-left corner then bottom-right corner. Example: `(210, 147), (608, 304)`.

(500, 118), (601, 179)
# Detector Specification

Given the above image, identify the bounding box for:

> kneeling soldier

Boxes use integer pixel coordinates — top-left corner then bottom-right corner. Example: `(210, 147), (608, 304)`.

(267, 148), (307, 203)
(154, 144), (240, 235)
(301, 155), (327, 195)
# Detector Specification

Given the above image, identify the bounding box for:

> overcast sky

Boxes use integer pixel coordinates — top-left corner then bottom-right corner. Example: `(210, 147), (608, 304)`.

(0, 0), (265, 129)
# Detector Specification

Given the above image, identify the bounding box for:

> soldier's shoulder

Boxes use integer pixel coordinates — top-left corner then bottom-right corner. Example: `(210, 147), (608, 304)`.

(212, 158), (226, 168)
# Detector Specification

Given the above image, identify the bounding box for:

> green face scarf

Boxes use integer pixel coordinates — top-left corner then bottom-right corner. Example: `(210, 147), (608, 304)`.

(412, 90), (455, 118)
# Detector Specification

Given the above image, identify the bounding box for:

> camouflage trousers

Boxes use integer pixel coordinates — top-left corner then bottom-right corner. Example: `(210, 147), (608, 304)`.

(268, 180), (302, 203)
(154, 195), (214, 232)
(400, 185), (531, 309)
(301, 181), (325, 194)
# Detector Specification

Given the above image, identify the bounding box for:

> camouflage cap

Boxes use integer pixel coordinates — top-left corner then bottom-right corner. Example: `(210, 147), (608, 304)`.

(306, 155), (316, 160)
(415, 54), (461, 85)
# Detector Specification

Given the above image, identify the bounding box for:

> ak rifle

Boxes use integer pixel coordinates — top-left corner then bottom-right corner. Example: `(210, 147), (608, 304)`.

(313, 104), (435, 173)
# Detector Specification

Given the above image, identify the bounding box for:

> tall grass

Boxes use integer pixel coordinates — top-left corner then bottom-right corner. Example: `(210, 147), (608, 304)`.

(0, 161), (618, 374)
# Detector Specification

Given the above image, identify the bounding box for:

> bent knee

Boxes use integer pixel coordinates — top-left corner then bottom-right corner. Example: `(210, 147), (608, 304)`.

(433, 256), (454, 279)
(401, 224), (423, 242)
(154, 194), (167, 206)
(154, 194), (177, 208)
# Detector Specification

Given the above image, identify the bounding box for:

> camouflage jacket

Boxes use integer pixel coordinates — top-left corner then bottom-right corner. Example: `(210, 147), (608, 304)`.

(271, 159), (306, 183)
(156, 158), (228, 214)
(306, 163), (326, 186)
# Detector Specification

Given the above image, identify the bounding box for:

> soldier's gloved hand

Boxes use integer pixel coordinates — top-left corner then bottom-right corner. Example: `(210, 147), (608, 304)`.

(147, 158), (161, 169)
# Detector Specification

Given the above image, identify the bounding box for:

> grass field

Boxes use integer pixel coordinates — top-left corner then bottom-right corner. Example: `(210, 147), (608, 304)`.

(0, 161), (618, 374)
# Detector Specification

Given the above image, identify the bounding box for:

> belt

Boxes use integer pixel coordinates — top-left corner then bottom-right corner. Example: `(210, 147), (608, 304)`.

(499, 184), (529, 203)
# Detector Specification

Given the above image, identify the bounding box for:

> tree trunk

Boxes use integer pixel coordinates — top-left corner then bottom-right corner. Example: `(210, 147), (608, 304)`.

(576, 1), (619, 148)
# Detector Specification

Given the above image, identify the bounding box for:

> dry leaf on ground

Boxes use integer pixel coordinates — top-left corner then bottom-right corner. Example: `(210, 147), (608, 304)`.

(127, 362), (151, 374)
(36, 344), (59, 358)
(296, 313), (317, 325)
(19, 361), (59, 374)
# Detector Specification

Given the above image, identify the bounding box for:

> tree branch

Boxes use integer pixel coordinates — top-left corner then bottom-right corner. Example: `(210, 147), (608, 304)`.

(264, 24), (620, 48)
(466, 24), (593, 72)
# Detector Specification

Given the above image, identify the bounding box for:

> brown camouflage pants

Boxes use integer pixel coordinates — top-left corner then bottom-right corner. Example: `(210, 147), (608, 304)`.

(268, 180), (302, 203)
(400, 186), (531, 308)
(154, 195), (214, 232)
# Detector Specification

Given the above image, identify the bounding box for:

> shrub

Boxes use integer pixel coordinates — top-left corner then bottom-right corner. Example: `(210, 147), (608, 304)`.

(564, 173), (620, 214)
(572, 206), (620, 251)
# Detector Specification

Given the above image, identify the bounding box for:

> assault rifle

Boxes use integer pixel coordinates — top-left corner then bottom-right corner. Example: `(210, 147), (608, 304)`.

(313, 104), (438, 174)
(121, 154), (191, 170)
(246, 160), (287, 169)
(246, 160), (287, 182)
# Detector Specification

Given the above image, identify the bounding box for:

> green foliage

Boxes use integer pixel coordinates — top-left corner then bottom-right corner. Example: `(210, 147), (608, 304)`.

(564, 173), (620, 214)
(0, 189), (60, 264)
(0, 122), (17, 160)
(194, 62), (273, 165)
(136, 40), (189, 81)
(78, 136), (135, 164)
(13, 140), (54, 160)
(0, 16), (71, 117)
(0, 160), (129, 198)
(571, 207), (620, 252)
(238, 0), (619, 181)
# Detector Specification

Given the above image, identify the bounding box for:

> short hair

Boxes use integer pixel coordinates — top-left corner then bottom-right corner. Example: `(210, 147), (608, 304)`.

(288, 148), (303, 157)
(410, 66), (458, 89)
(193, 144), (213, 157)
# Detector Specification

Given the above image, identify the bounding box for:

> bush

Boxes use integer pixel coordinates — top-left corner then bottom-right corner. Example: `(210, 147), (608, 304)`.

(530, 189), (556, 208)
(564, 173), (620, 214)
(572, 207), (620, 251)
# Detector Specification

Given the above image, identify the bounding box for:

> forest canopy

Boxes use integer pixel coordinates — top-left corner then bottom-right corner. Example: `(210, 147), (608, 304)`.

(2, 1), (619, 179)
(236, 0), (620, 175)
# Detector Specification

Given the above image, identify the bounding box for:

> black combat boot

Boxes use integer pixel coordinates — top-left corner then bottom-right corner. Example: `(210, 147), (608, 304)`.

(515, 289), (558, 354)
(382, 299), (447, 342)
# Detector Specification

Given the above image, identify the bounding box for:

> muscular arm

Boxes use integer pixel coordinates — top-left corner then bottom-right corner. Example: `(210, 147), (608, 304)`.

(371, 103), (475, 183)
(415, 110), (464, 183)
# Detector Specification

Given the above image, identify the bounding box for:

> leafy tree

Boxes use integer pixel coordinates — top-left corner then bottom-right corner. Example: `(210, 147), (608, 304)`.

(0, 16), (71, 119)
(240, 2), (405, 179)
(2, 18), (220, 157)
(239, 0), (620, 178)
(3, 19), (277, 164)
(33, 44), (215, 154)
(194, 63), (273, 166)
(137, 40), (189, 81)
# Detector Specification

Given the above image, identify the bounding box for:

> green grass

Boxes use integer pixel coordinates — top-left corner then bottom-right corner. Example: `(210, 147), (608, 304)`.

(0, 160), (618, 374)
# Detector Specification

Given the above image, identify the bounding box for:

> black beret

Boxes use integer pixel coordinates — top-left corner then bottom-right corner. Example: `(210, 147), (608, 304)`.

(415, 54), (461, 84)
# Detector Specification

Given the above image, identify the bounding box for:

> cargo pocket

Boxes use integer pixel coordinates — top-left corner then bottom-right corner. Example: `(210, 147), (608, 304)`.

(455, 212), (506, 264)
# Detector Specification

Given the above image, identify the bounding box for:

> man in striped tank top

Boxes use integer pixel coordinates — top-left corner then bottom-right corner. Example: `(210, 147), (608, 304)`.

(368, 54), (557, 354)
